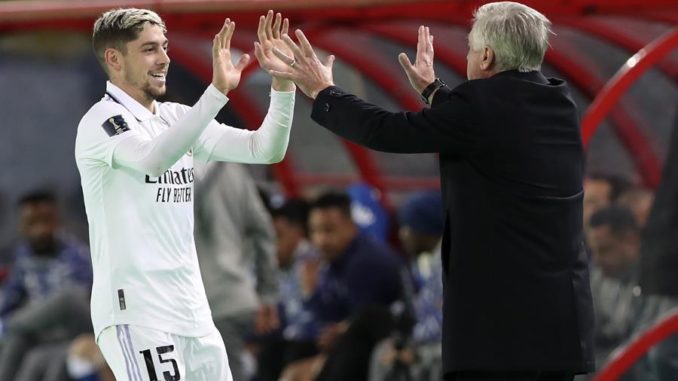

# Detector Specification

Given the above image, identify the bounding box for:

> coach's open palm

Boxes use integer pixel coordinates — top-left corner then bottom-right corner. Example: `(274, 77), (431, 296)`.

(254, 11), (296, 91)
(212, 18), (251, 95)
(399, 25), (436, 93)
(267, 30), (336, 99)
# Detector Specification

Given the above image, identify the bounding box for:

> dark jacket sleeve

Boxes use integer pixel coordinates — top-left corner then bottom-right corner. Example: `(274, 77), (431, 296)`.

(310, 85), (478, 155)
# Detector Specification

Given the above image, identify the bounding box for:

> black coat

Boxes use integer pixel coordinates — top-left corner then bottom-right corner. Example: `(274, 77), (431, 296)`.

(310, 70), (595, 374)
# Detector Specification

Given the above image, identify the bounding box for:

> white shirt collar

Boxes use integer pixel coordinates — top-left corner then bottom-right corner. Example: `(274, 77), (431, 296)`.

(105, 81), (158, 122)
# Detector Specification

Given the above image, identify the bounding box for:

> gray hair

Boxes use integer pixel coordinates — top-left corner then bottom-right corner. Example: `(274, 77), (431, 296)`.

(92, 8), (166, 70)
(468, 2), (551, 72)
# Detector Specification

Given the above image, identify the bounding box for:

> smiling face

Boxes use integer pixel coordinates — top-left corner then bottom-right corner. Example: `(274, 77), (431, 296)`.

(107, 22), (169, 108)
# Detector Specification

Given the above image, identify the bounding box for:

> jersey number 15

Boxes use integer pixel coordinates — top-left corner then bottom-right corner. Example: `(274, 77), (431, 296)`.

(140, 345), (180, 381)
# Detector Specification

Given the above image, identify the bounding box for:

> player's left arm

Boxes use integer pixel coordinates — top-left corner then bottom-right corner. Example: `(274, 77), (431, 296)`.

(192, 89), (294, 164)
(191, 10), (296, 164)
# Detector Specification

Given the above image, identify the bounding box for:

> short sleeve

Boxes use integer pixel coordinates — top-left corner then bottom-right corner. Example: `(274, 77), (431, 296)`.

(75, 105), (140, 168)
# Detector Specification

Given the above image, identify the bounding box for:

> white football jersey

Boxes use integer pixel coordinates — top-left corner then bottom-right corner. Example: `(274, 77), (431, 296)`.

(75, 81), (293, 339)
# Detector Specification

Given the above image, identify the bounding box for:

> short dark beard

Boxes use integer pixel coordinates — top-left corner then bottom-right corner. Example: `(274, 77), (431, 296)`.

(142, 82), (165, 102)
(123, 69), (165, 103)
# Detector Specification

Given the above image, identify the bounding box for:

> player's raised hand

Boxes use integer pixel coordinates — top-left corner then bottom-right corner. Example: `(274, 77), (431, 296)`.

(254, 10), (296, 91)
(267, 29), (335, 99)
(212, 18), (251, 95)
(398, 25), (436, 93)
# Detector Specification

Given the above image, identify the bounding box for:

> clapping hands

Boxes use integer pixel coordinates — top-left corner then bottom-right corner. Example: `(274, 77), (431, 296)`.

(212, 16), (436, 100)
(262, 29), (336, 99)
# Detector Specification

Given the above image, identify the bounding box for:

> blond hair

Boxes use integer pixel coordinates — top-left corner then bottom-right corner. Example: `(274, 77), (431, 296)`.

(92, 8), (166, 72)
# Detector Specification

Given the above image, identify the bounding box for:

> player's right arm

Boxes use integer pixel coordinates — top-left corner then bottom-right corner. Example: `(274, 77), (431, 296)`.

(114, 19), (250, 176)
(109, 85), (230, 176)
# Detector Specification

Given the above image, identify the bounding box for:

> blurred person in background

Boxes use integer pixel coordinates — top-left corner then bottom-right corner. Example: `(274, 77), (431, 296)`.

(262, 1), (595, 379)
(617, 187), (654, 229)
(0, 190), (92, 381)
(583, 173), (632, 228)
(65, 334), (115, 381)
(193, 160), (279, 381)
(75, 8), (295, 380)
(0, 191), (15, 279)
(256, 198), (321, 381)
(370, 190), (445, 381)
(283, 191), (405, 381)
(628, 112), (678, 381)
(347, 183), (390, 244)
(586, 206), (641, 368)
(19, 333), (115, 381)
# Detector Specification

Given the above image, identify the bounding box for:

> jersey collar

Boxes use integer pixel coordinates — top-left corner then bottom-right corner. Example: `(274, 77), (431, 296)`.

(105, 81), (158, 122)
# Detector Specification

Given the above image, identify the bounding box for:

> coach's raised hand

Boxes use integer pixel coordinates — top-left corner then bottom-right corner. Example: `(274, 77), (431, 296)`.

(266, 29), (335, 99)
(212, 18), (251, 95)
(254, 10), (296, 92)
(398, 26), (436, 94)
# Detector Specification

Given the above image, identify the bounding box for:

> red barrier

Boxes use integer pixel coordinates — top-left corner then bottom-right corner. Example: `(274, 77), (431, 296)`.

(558, 17), (678, 79)
(594, 309), (678, 381)
(581, 27), (678, 150)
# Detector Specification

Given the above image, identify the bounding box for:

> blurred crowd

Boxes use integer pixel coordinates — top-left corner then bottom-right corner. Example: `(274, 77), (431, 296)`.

(582, 173), (678, 381)
(0, 163), (676, 381)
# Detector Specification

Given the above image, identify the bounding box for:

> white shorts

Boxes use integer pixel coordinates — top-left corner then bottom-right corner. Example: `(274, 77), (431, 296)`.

(97, 324), (232, 381)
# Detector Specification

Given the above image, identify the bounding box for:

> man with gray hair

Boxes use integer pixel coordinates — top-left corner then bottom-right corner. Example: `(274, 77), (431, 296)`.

(76, 7), (296, 381)
(260, 1), (594, 380)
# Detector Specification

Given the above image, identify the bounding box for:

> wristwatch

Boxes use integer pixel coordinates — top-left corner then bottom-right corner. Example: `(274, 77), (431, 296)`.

(421, 78), (446, 104)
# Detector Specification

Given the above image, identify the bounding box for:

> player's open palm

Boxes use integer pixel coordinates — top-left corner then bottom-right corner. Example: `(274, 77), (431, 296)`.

(399, 25), (436, 93)
(212, 18), (250, 94)
(254, 11), (293, 75)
